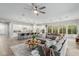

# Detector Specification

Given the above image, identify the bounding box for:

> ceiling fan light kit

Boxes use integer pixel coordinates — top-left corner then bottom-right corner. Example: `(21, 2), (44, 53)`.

(34, 10), (38, 14)
(33, 10), (39, 16)
(24, 3), (46, 16)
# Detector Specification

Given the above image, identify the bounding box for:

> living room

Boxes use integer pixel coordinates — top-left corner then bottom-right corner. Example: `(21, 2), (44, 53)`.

(0, 3), (79, 56)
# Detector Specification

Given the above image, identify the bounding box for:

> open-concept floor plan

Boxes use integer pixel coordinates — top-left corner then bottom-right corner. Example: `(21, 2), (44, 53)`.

(0, 3), (79, 56)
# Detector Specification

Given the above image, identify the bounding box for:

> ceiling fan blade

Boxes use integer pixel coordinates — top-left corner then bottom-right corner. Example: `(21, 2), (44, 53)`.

(39, 6), (46, 10)
(39, 11), (46, 14)
(32, 3), (35, 6)
(32, 3), (38, 10)
(24, 7), (32, 10)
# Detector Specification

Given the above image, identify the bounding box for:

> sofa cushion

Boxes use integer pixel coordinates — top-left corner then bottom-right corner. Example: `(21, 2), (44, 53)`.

(54, 51), (60, 56)
(37, 46), (45, 56)
(55, 42), (62, 51)
(31, 49), (40, 56)
(46, 40), (56, 47)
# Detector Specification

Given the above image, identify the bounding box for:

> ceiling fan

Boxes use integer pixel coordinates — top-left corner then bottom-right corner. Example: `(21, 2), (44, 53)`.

(24, 3), (46, 16)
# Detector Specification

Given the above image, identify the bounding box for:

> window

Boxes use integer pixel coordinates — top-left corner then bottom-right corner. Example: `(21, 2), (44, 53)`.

(53, 26), (58, 34)
(47, 24), (77, 34)
(59, 26), (66, 34)
(68, 25), (77, 34)
(62, 26), (66, 34)
(59, 27), (63, 34)
(48, 26), (52, 33)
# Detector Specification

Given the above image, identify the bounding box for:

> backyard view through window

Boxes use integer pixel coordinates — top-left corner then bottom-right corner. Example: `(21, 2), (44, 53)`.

(48, 24), (77, 34)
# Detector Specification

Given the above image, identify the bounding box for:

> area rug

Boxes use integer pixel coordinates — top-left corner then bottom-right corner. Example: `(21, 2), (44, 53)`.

(10, 43), (31, 56)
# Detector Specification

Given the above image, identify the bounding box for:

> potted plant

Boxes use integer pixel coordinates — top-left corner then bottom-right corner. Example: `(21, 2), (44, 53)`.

(32, 34), (36, 40)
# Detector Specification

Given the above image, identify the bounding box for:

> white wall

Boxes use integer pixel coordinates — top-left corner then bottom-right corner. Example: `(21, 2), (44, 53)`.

(0, 23), (8, 35)
(9, 23), (47, 38)
(77, 25), (79, 34)
(33, 24), (46, 33)
(9, 23), (32, 38)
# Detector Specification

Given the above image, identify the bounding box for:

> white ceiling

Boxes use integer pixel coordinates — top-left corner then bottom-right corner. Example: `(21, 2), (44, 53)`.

(0, 3), (79, 24)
